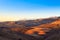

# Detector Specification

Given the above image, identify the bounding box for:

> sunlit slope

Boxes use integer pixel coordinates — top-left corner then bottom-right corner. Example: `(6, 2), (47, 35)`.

(25, 18), (60, 35)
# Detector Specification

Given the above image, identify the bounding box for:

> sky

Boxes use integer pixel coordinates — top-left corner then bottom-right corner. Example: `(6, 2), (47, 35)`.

(0, 0), (60, 21)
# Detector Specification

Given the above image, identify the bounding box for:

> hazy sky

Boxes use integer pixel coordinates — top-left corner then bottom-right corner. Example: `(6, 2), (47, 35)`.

(0, 0), (60, 21)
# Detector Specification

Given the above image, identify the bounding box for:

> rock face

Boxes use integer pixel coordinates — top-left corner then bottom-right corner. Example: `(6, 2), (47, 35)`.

(0, 16), (60, 40)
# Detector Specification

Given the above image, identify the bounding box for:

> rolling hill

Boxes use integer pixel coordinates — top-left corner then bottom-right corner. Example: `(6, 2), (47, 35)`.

(0, 16), (60, 40)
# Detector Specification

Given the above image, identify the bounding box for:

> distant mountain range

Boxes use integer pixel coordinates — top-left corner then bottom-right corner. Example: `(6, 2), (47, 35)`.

(0, 16), (60, 40)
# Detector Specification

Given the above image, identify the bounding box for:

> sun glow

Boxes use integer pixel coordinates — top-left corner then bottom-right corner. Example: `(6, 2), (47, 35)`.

(0, 16), (21, 22)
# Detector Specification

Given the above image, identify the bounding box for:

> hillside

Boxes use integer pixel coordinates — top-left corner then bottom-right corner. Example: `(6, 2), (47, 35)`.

(0, 16), (60, 40)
